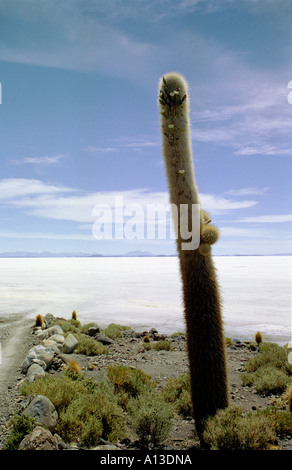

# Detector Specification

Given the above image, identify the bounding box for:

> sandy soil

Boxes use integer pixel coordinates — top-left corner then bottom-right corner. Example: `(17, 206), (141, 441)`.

(0, 315), (291, 451)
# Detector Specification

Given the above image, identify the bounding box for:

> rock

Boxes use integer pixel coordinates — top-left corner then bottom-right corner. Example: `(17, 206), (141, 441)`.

(26, 363), (46, 382)
(22, 345), (55, 374)
(42, 339), (62, 354)
(43, 313), (56, 327)
(18, 426), (59, 450)
(149, 328), (158, 335)
(62, 333), (78, 353)
(23, 395), (58, 432)
(43, 334), (65, 353)
(41, 325), (64, 338)
(87, 325), (100, 336)
(153, 333), (166, 341)
(93, 333), (114, 345)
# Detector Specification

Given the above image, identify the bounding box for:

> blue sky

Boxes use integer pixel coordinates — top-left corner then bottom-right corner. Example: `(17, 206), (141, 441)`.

(0, 0), (291, 255)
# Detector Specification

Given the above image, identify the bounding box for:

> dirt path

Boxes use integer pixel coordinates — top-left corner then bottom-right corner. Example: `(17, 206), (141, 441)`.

(0, 314), (35, 438)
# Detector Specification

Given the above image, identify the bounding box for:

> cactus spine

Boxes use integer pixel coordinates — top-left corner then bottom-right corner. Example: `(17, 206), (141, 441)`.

(158, 72), (229, 442)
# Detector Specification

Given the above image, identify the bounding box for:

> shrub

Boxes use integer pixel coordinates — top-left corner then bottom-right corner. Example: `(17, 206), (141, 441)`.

(4, 414), (37, 450)
(242, 364), (290, 395)
(128, 389), (174, 447)
(242, 342), (292, 395)
(143, 340), (173, 351)
(53, 318), (80, 334)
(20, 375), (88, 413)
(57, 390), (125, 446)
(161, 373), (193, 417)
(73, 332), (108, 356)
(256, 407), (292, 438)
(20, 373), (125, 446)
(103, 323), (131, 340)
(202, 406), (276, 450)
(287, 384), (292, 412)
(107, 365), (154, 408)
(65, 360), (82, 378)
(245, 342), (291, 374)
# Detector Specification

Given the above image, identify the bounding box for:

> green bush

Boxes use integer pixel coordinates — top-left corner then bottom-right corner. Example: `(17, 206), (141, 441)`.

(103, 323), (131, 340)
(245, 342), (291, 373)
(242, 342), (292, 395)
(4, 414), (37, 450)
(128, 389), (174, 447)
(256, 407), (292, 438)
(143, 340), (173, 351)
(107, 364), (154, 409)
(53, 318), (81, 333)
(57, 390), (125, 446)
(242, 364), (290, 395)
(73, 332), (108, 356)
(20, 373), (125, 446)
(20, 375), (88, 412)
(202, 406), (276, 450)
(161, 373), (193, 417)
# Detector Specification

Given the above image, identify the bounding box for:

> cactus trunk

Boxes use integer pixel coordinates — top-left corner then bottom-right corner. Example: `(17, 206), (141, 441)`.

(158, 72), (229, 442)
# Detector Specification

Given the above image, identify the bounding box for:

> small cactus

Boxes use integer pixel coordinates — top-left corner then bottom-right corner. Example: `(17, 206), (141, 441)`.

(35, 314), (43, 328)
(65, 360), (81, 376)
(255, 331), (263, 346)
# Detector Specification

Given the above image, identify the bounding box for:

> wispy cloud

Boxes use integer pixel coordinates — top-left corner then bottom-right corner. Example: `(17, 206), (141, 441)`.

(0, 230), (94, 241)
(82, 146), (117, 153)
(236, 214), (292, 223)
(83, 136), (160, 155)
(10, 154), (67, 165)
(225, 187), (270, 197)
(0, 178), (73, 200)
(0, 178), (258, 225)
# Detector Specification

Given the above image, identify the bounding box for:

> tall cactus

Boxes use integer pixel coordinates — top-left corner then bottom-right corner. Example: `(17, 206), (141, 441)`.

(158, 72), (229, 442)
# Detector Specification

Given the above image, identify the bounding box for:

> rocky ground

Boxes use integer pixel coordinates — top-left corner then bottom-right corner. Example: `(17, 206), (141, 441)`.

(0, 313), (291, 451)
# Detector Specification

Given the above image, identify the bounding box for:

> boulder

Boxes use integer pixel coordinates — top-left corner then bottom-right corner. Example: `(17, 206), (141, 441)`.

(42, 339), (62, 354)
(26, 363), (46, 382)
(23, 395), (58, 432)
(62, 333), (78, 353)
(93, 333), (114, 345)
(22, 345), (55, 374)
(87, 324), (100, 336)
(18, 426), (59, 451)
(43, 313), (56, 327)
(41, 325), (64, 338)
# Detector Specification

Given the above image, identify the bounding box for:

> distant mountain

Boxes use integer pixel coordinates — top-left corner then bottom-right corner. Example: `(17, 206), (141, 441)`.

(0, 250), (174, 258)
(0, 251), (289, 258)
(0, 251), (91, 258)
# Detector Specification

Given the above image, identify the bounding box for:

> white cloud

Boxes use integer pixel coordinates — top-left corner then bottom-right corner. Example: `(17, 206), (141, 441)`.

(82, 146), (117, 153)
(225, 187), (270, 197)
(0, 230), (94, 241)
(200, 193), (258, 215)
(0, 178), (258, 226)
(0, 178), (73, 200)
(10, 154), (67, 165)
(236, 214), (292, 223)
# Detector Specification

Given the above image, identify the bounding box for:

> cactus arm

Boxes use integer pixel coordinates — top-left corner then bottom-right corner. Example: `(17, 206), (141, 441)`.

(158, 72), (229, 442)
